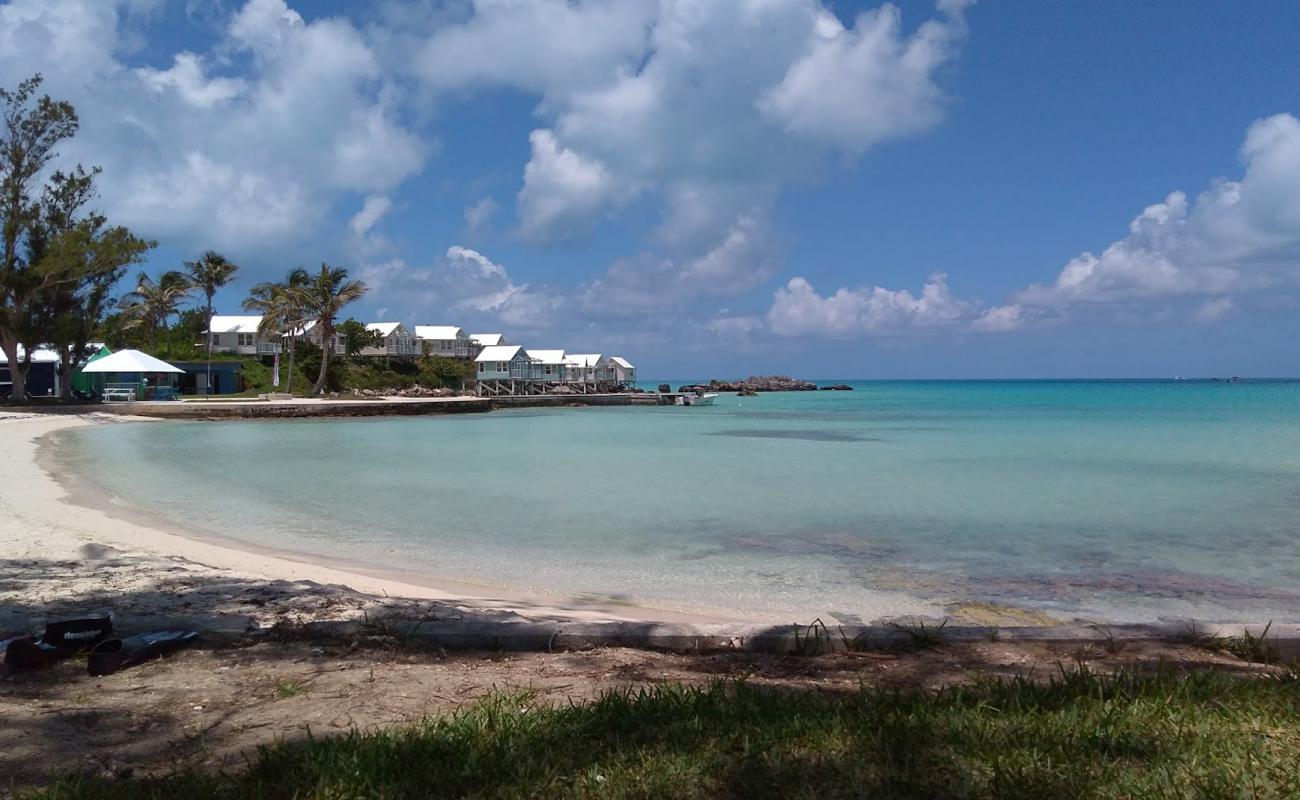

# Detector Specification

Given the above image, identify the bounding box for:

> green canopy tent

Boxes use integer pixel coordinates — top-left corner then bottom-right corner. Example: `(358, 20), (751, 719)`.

(71, 345), (112, 396)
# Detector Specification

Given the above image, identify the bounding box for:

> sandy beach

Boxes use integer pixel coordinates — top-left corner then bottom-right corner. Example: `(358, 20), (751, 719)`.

(3, 410), (1288, 788)
(1, 411), (737, 640)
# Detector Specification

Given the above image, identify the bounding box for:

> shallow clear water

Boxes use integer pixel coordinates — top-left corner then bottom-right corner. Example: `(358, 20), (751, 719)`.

(59, 381), (1300, 623)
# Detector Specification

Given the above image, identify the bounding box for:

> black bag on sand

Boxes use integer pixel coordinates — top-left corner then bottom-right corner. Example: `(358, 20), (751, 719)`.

(42, 614), (114, 652)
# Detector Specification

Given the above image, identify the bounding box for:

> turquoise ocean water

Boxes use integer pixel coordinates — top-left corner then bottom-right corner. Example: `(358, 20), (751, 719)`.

(58, 381), (1300, 623)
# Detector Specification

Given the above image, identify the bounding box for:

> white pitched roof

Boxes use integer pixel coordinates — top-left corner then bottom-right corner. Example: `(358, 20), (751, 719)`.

(476, 344), (524, 362)
(415, 325), (463, 340)
(207, 315), (263, 334)
(366, 322), (405, 338)
(565, 353), (601, 368)
(610, 356), (635, 369)
(526, 349), (566, 365)
(470, 333), (504, 346)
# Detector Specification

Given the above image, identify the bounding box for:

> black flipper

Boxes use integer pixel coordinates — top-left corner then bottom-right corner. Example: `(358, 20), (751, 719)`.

(87, 631), (199, 677)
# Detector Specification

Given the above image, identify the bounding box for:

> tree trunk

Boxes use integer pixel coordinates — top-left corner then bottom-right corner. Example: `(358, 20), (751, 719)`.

(312, 326), (331, 395)
(59, 348), (74, 403)
(0, 335), (25, 401)
(205, 297), (213, 395)
(287, 337), (296, 394)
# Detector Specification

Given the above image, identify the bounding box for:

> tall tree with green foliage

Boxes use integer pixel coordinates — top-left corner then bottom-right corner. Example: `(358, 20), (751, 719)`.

(1, 74), (150, 400)
(292, 263), (367, 395)
(244, 269), (310, 394)
(185, 250), (238, 394)
(117, 270), (191, 352)
(336, 318), (383, 357)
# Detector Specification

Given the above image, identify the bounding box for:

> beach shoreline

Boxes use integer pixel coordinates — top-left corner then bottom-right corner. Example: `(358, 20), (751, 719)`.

(1, 411), (761, 639)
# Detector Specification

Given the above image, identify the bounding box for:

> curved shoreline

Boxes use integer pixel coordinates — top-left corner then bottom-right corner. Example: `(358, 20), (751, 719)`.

(8, 411), (1300, 657)
(4, 413), (752, 629)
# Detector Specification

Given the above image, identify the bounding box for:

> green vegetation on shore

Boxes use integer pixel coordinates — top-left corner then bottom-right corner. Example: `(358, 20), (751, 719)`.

(30, 669), (1300, 799)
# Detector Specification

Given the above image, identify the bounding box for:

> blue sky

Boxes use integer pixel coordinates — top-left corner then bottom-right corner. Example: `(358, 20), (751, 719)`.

(2, 0), (1299, 378)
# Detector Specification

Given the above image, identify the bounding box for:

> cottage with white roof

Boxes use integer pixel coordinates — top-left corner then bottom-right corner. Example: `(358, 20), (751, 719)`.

(525, 349), (567, 381)
(470, 333), (506, 348)
(207, 315), (281, 355)
(599, 356), (636, 385)
(416, 325), (474, 358)
(475, 344), (533, 394)
(564, 353), (601, 383)
(362, 323), (420, 358)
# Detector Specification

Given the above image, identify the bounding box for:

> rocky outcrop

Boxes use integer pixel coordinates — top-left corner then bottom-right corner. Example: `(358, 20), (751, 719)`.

(737, 388), (758, 397)
(678, 375), (818, 393)
(329, 385), (458, 399)
(820, 384), (854, 391)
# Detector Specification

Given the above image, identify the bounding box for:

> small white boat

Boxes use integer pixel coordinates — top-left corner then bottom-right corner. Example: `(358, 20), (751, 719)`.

(676, 391), (718, 406)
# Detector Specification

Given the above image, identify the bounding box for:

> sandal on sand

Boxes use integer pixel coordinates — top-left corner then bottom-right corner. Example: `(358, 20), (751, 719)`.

(88, 631), (199, 676)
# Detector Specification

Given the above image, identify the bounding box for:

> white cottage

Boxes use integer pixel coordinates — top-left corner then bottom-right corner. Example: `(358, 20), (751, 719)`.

(475, 344), (531, 381)
(525, 349), (566, 381)
(362, 323), (421, 358)
(416, 325), (475, 358)
(563, 353), (601, 383)
(207, 315), (280, 355)
(470, 333), (506, 348)
(598, 355), (636, 385)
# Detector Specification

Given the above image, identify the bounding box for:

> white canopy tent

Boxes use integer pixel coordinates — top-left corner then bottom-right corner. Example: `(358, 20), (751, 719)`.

(79, 350), (184, 401)
(79, 350), (184, 374)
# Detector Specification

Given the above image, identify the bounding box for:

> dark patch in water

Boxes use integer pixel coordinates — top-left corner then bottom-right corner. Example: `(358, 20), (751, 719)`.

(708, 429), (880, 442)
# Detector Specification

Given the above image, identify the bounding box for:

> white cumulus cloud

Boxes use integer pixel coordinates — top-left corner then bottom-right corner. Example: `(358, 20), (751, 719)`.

(1017, 113), (1300, 310)
(766, 273), (976, 337)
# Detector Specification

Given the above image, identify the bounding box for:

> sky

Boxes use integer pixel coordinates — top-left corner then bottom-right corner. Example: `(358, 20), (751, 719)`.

(2, 0), (1299, 379)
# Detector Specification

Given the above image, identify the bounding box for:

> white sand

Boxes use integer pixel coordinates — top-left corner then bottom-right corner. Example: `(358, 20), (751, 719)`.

(0, 412), (734, 636)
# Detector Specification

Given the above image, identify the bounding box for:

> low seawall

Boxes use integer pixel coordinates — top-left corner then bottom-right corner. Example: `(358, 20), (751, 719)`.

(86, 393), (661, 419)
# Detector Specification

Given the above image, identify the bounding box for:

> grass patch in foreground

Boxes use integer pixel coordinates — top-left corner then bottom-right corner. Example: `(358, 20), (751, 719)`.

(31, 669), (1300, 799)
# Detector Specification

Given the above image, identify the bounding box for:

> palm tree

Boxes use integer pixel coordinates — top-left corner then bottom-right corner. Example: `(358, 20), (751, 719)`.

(243, 270), (310, 394)
(185, 251), (239, 394)
(293, 263), (368, 395)
(117, 270), (191, 352)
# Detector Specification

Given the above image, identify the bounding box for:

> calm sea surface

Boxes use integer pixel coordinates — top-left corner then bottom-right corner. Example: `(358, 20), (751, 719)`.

(59, 381), (1300, 623)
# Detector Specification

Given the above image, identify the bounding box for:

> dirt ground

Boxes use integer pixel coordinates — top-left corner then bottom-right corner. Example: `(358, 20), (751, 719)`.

(0, 633), (1270, 788)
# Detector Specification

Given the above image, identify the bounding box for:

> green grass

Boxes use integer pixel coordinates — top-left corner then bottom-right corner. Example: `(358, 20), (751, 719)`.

(25, 669), (1300, 799)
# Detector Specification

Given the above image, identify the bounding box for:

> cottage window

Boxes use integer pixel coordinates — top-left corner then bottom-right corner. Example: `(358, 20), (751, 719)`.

(478, 362), (485, 373)
(238, 333), (254, 347)
(498, 362), (508, 372)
